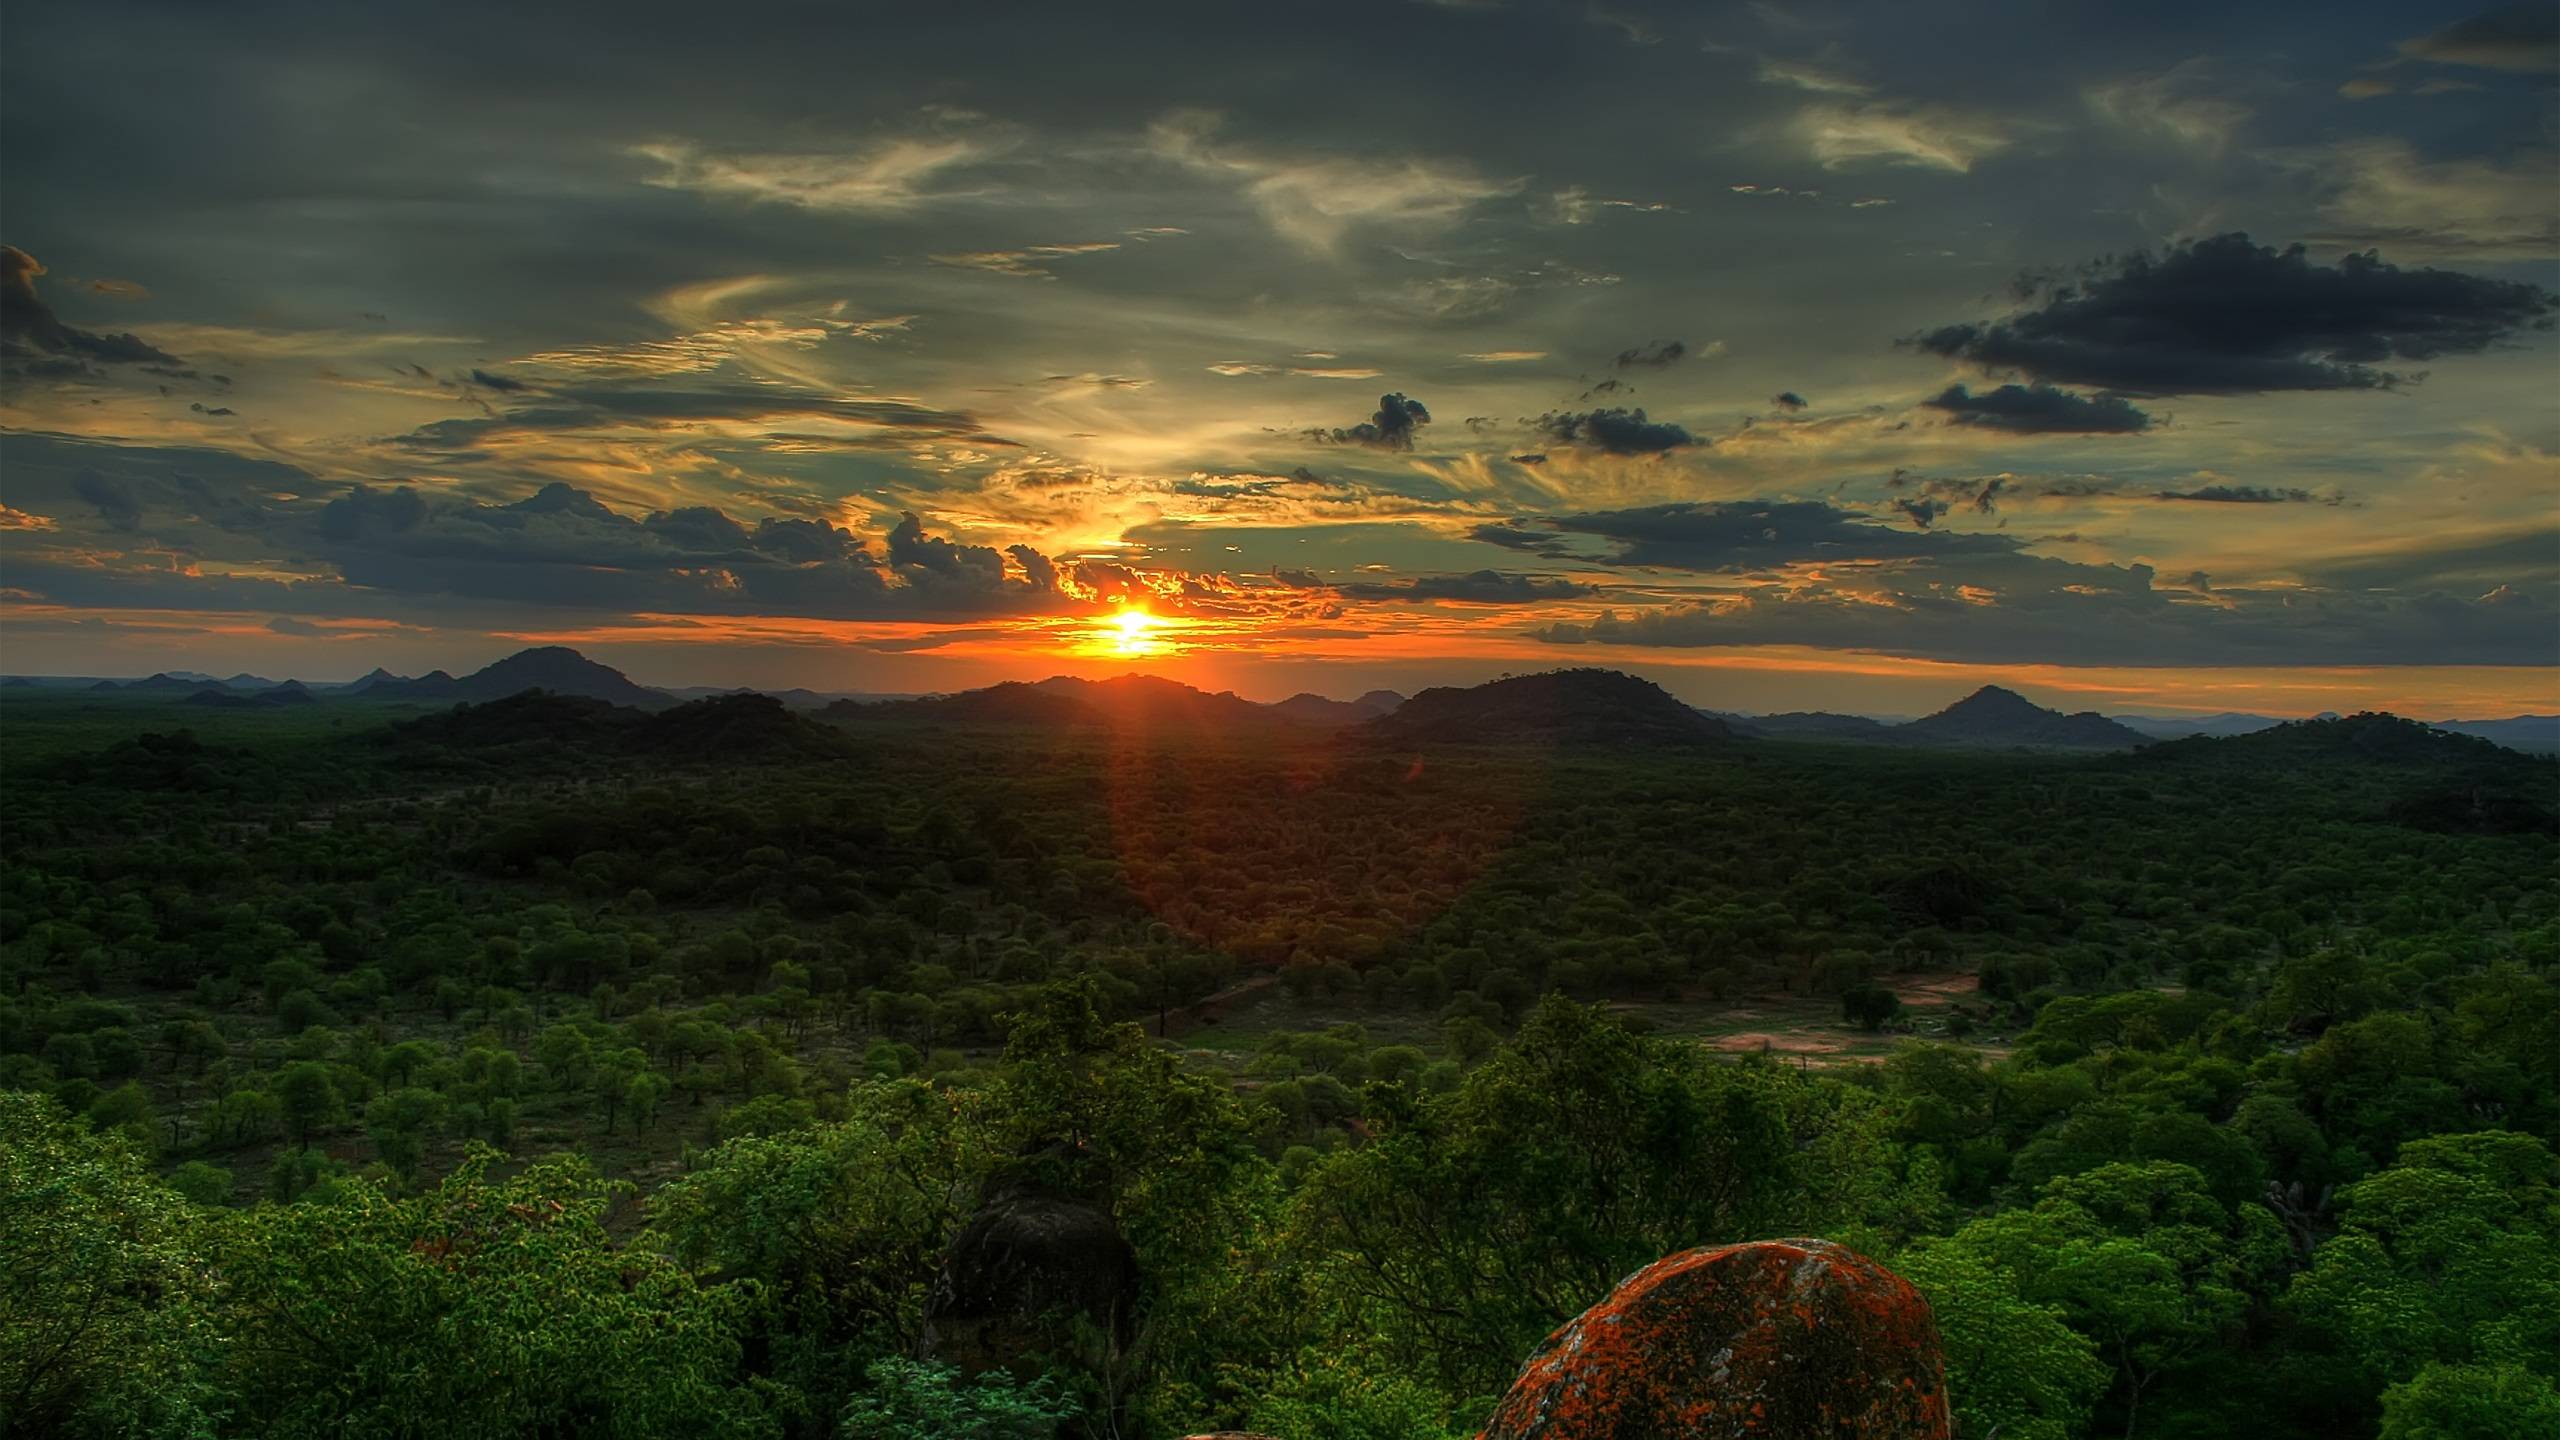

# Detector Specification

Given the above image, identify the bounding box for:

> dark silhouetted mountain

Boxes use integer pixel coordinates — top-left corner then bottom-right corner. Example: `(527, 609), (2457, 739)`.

(448, 647), (663, 706)
(383, 692), (641, 758)
(384, 690), (853, 769)
(631, 693), (856, 760)
(2435, 714), (2560, 755)
(1, 677), (31, 688)
(353, 669), (461, 700)
(2142, 712), (2524, 769)
(660, 685), (898, 711)
(2114, 712), (2282, 741)
(827, 681), (1095, 729)
(222, 673), (281, 691)
(2131, 714), (2558, 835)
(1269, 689), (1407, 726)
(835, 674), (1285, 734)
(123, 672), (212, 694)
(182, 688), (258, 709)
(1029, 675), (1280, 730)
(181, 681), (316, 710)
(1364, 669), (1733, 747)
(1891, 686), (2149, 750)
(1736, 711), (1897, 741)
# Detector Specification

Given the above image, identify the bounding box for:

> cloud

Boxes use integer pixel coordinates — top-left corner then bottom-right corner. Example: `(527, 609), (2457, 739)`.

(468, 367), (528, 392)
(1532, 407), (1696, 453)
(1464, 350), (1547, 363)
(1790, 101), (2012, 173)
(1912, 233), (2557, 395)
(1756, 58), (1871, 95)
(1148, 110), (1518, 254)
(1313, 392), (1432, 450)
(1771, 391), (1808, 410)
(2153, 484), (2330, 504)
(1531, 568), (2553, 667)
(2295, 140), (2559, 262)
(1923, 382), (2153, 434)
(74, 472), (144, 532)
(2397, 5), (2557, 72)
(1, 246), (181, 368)
(1476, 500), (2014, 571)
(929, 242), (1122, 279)
(1613, 339), (1688, 369)
(632, 135), (990, 212)
(1331, 569), (1593, 603)
(389, 381), (1010, 456)
(2083, 62), (2251, 155)
(296, 479), (1095, 620)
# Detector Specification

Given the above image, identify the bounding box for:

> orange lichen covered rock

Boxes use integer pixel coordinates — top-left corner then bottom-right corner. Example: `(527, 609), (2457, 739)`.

(1480, 1238), (1950, 1440)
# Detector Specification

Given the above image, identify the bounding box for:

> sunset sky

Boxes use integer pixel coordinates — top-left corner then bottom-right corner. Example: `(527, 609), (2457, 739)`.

(2, 1), (2554, 716)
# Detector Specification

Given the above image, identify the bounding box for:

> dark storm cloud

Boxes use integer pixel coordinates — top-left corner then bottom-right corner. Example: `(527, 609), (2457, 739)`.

(1479, 499), (2017, 571)
(1923, 382), (2152, 434)
(1772, 392), (1808, 411)
(1887, 470), (2010, 515)
(1912, 233), (2557, 396)
(468, 367), (529, 392)
(1, 246), (180, 367)
(1613, 339), (1687, 369)
(313, 487), (1073, 618)
(2154, 484), (2328, 504)
(1532, 407), (1696, 453)
(1333, 569), (1593, 603)
(1313, 393), (1433, 451)
(2399, 5), (2558, 71)
(73, 472), (144, 531)
(0, 427), (1084, 624)
(390, 384), (1011, 454)
(1892, 497), (1948, 528)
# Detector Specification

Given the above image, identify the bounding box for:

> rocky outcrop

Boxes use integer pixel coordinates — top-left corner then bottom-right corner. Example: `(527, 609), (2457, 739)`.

(921, 1181), (1138, 1381)
(1480, 1238), (1949, 1439)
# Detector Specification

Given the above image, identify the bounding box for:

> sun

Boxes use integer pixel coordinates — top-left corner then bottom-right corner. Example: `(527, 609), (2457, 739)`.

(1106, 605), (1163, 657)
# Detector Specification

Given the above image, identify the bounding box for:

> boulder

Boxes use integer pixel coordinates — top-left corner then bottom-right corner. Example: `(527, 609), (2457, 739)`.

(1480, 1238), (1949, 1439)
(921, 1182), (1138, 1380)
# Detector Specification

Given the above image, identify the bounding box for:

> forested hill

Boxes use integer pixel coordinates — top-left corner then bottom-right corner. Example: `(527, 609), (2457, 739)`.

(1364, 667), (1735, 745)
(1, 678), (2555, 1438)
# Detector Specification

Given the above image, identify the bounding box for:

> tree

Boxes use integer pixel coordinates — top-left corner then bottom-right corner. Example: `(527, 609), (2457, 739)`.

(1930, 1162), (2284, 1438)
(836, 1357), (1076, 1440)
(2286, 1133), (2560, 1416)
(0, 1092), (217, 1437)
(217, 1148), (768, 1438)
(362, 1086), (447, 1182)
(2380, 1362), (2560, 1440)
(1293, 996), (1799, 1394)
(650, 1080), (986, 1418)
(273, 1060), (345, 1147)
(1897, 1241), (2108, 1440)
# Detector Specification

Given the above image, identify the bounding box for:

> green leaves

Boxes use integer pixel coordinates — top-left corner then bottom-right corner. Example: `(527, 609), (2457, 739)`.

(0, 1092), (218, 1438)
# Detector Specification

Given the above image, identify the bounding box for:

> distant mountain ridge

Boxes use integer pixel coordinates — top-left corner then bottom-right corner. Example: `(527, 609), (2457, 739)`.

(16, 655), (2556, 756)
(1365, 669), (1733, 747)
(1890, 685), (2152, 751)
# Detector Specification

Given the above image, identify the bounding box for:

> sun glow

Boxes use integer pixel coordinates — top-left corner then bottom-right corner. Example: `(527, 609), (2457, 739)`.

(1106, 605), (1164, 657)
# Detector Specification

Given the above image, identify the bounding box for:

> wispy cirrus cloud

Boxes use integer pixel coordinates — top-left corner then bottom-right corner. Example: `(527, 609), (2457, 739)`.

(633, 134), (995, 212)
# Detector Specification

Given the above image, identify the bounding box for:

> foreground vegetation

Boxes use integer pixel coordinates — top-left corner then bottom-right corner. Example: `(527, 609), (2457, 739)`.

(2, 689), (2555, 1438)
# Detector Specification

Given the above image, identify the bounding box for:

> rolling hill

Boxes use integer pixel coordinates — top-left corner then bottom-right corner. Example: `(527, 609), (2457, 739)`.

(1364, 669), (1733, 747)
(1889, 686), (2150, 751)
